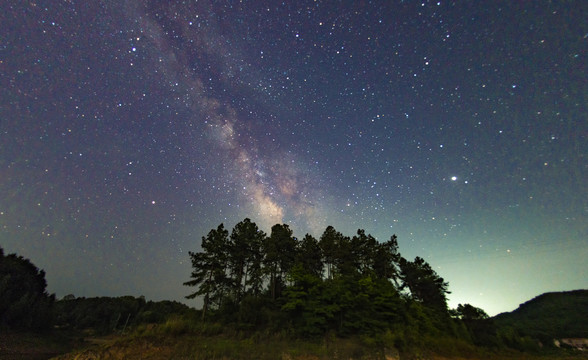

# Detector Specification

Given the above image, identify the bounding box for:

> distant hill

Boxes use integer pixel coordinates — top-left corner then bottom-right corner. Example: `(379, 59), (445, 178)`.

(493, 290), (588, 342)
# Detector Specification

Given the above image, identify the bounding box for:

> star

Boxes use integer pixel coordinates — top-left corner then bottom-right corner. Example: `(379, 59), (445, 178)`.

(0, 0), (584, 318)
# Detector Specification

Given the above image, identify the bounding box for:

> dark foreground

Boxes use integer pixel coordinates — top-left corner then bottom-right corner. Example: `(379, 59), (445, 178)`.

(0, 332), (78, 360)
(3, 330), (587, 360)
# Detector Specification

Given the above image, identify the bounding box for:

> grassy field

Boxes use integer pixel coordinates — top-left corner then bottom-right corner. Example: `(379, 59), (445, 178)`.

(33, 318), (586, 360)
(49, 334), (588, 360)
(2, 317), (586, 360)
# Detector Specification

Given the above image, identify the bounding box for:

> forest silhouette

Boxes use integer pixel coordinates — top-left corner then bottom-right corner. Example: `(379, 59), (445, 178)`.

(183, 218), (491, 345)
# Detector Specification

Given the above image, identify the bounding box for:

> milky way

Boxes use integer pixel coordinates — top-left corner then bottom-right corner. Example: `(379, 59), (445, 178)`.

(130, 1), (325, 232)
(1, 1), (586, 316)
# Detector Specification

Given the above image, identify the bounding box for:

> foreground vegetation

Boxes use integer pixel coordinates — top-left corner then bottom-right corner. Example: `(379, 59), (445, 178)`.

(51, 315), (588, 360)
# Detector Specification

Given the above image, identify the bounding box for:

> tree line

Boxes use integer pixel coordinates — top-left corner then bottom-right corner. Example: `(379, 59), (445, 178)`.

(184, 218), (474, 341)
(0, 246), (196, 334)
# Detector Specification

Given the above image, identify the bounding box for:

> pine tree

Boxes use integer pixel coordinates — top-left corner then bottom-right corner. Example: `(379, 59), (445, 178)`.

(184, 224), (230, 319)
(399, 256), (450, 312)
(264, 223), (297, 300)
(373, 234), (401, 284)
(319, 226), (349, 279)
(296, 234), (323, 278)
(229, 218), (266, 301)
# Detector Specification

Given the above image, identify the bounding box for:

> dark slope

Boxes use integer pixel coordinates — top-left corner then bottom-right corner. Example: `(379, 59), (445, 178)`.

(493, 290), (588, 341)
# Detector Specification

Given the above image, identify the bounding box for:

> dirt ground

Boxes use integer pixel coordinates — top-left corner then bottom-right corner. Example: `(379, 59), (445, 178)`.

(0, 332), (80, 360)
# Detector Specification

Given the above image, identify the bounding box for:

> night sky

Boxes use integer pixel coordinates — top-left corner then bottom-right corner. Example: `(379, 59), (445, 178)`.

(1, 1), (586, 316)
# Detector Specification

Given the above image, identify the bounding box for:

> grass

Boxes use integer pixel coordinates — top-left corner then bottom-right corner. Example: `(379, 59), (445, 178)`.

(22, 317), (588, 360)
(103, 333), (588, 360)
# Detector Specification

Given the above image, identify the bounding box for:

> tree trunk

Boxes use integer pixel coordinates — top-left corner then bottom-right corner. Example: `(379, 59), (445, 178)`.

(202, 293), (209, 321)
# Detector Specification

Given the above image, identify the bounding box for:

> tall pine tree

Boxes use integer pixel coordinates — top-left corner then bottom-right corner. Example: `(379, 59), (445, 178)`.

(229, 218), (266, 301)
(184, 224), (230, 319)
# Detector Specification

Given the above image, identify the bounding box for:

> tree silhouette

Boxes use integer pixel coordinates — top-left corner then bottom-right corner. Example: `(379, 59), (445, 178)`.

(453, 303), (496, 346)
(350, 229), (378, 276)
(229, 218), (266, 301)
(296, 234), (323, 278)
(373, 235), (401, 284)
(185, 220), (464, 338)
(184, 224), (230, 319)
(319, 226), (351, 279)
(318, 226), (338, 279)
(399, 256), (450, 311)
(0, 247), (55, 331)
(455, 303), (489, 321)
(264, 223), (297, 300)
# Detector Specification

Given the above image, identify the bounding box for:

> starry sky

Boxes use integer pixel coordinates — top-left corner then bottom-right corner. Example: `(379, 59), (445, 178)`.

(1, 1), (586, 316)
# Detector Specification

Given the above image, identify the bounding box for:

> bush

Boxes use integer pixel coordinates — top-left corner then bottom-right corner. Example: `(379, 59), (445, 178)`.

(160, 316), (197, 336)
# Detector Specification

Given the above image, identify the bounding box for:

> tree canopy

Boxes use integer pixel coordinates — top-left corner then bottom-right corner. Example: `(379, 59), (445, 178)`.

(185, 219), (457, 339)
